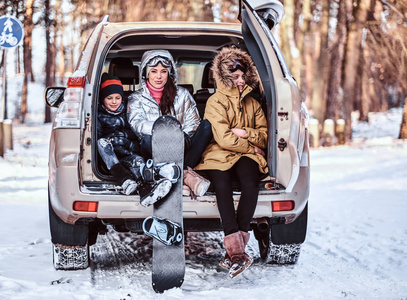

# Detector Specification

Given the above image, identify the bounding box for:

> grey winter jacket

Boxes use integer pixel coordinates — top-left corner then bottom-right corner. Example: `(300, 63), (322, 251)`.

(127, 50), (200, 139)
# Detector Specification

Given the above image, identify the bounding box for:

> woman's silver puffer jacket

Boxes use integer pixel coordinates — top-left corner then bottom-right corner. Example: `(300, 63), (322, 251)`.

(127, 50), (200, 139)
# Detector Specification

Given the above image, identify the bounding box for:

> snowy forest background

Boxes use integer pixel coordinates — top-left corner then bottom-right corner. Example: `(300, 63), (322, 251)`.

(0, 0), (407, 143)
(1, 1), (407, 299)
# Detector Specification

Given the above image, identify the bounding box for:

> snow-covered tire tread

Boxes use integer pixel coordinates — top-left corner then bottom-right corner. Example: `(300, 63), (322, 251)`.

(53, 243), (89, 270)
(266, 243), (301, 264)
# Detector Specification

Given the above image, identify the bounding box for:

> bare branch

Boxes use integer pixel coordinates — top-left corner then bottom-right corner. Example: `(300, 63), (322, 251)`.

(377, 0), (407, 22)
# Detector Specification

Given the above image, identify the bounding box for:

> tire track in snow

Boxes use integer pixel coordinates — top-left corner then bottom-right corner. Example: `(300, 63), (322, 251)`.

(90, 227), (152, 291)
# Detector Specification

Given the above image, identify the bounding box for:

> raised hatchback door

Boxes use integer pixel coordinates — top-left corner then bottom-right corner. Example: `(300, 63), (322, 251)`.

(240, 0), (303, 191)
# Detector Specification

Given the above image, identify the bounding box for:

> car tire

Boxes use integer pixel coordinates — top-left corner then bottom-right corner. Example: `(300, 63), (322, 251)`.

(266, 239), (302, 264)
(48, 190), (90, 270)
(52, 242), (90, 270)
(254, 203), (308, 264)
(256, 226), (302, 264)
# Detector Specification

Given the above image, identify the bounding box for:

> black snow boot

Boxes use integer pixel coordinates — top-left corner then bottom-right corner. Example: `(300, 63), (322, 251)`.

(137, 178), (172, 207)
(110, 163), (138, 195)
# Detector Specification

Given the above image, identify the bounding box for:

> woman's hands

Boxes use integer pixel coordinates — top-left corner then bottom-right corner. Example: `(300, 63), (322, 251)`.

(253, 146), (265, 156)
(231, 127), (265, 156)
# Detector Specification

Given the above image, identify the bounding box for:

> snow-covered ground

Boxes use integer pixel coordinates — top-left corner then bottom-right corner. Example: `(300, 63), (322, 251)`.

(0, 78), (406, 298)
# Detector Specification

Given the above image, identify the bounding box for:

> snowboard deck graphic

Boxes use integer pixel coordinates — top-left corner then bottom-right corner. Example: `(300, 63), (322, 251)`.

(151, 116), (185, 293)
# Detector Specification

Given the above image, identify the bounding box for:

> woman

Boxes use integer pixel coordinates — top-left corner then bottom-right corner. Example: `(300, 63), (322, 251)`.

(127, 50), (212, 197)
(195, 47), (268, 278)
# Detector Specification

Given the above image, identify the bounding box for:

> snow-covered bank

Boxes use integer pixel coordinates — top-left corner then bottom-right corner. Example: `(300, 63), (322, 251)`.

(352, 107), (403, 140)
(0, 123), (50, 204)
(1, 112), (407, 299)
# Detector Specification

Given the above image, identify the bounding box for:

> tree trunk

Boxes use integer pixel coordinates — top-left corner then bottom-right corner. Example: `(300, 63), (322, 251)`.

(191, 0), (214, 22)
(298, 0), (312, 107)
(342, 0), (371, 142)
(280, 0), (301, 83)
(44, 0), (53, 123)
(326, 0), (347, 122)
(311, 0), (330, 124)
(280, 0), (294, 73)
(52, 1), (61, 86)
(24, 0), (35, 82)
(122, 0), (146, 22)
(359, 0), (379, 122)
(400, 98), (407, 139)
(19, 0), (35, 123)
(16, 46), (21, 74)
(294, 1), (302, 42)
(57, 39), (65, 84)
(359, 50), (370, 122)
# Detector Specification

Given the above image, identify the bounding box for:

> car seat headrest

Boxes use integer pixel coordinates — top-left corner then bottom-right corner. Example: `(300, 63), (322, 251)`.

(201, 62), (214, 89)
(109, 57), (139, 86)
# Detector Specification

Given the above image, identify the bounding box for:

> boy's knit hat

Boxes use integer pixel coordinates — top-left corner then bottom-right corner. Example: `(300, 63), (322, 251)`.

(100, 72), (123, 101)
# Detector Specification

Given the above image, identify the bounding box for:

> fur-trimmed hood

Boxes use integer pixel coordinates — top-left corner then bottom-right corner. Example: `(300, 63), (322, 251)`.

(211, 47), (258, 90)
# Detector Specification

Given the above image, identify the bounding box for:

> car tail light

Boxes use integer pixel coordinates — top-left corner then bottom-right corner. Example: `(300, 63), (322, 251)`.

(73, 201), (98, 212)
(67, 76), (86, 88)
(272, 201), (294, 211)
(54, 76), (85, 129)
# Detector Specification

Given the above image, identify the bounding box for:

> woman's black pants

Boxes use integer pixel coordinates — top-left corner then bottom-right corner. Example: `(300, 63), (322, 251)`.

(140, 119), (212, 169)
(206, 156), (260, 236)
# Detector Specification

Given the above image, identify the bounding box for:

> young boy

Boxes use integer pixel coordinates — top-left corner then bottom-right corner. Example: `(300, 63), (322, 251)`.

(97, 72), (180, 206)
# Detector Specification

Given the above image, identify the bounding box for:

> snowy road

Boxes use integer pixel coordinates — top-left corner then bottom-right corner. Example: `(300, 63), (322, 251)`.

(0, 122), (407, 299)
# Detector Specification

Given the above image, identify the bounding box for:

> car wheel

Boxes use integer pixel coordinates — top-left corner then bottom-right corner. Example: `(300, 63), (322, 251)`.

(254, 203), (308, 264)
(256, 226), (302, 264)
(48, 190), (90, 270)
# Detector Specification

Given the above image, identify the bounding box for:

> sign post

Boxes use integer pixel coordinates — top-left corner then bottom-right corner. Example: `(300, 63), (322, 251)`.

(0, 16), (24, 156)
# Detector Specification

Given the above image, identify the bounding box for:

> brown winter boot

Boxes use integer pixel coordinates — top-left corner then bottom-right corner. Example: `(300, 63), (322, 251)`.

(220, 231), (253, 271)
(240, 231), (250, 246)
(183, 167), (210, 198)
(240, 231), (253, 267)
(219, 253), (232, 270)
(223, 232), (252, 278)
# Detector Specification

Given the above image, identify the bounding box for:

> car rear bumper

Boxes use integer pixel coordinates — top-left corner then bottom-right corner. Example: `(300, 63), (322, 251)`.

(50, 166), (309, 226)
(49, 126), (309, 225)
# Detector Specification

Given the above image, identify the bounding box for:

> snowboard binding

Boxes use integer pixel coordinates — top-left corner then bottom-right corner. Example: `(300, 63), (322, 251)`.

(142, 216), (183, 246)
(141, 159), (181, 184)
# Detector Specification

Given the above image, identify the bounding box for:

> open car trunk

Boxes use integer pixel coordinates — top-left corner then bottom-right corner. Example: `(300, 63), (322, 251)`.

(87, 24), (283, 192)
(240, 0), (303, 191)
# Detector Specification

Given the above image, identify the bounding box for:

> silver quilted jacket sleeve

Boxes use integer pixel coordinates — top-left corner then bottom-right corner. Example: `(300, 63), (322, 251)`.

(174, 87), (200, 136)
(127, 88), (161, 139)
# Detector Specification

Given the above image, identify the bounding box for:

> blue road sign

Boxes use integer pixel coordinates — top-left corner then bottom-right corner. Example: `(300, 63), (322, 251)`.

(0, 16), (24, 49)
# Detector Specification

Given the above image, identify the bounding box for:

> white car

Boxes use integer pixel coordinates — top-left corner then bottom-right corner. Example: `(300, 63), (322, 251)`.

(45, 0), (310, 270)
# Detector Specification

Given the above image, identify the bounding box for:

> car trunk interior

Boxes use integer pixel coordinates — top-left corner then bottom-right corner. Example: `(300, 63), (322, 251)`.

(88, 31), (279, 193)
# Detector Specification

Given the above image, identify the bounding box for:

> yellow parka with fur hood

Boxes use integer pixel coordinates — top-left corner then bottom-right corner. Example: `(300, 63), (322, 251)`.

(195, 48), (268, 174)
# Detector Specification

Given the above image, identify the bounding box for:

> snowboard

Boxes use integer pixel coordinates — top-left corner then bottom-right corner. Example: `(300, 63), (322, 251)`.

(151, 115), (185, 293)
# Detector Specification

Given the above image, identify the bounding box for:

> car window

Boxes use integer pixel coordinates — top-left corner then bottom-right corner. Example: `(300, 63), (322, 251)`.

(177, 63), (205, 92)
